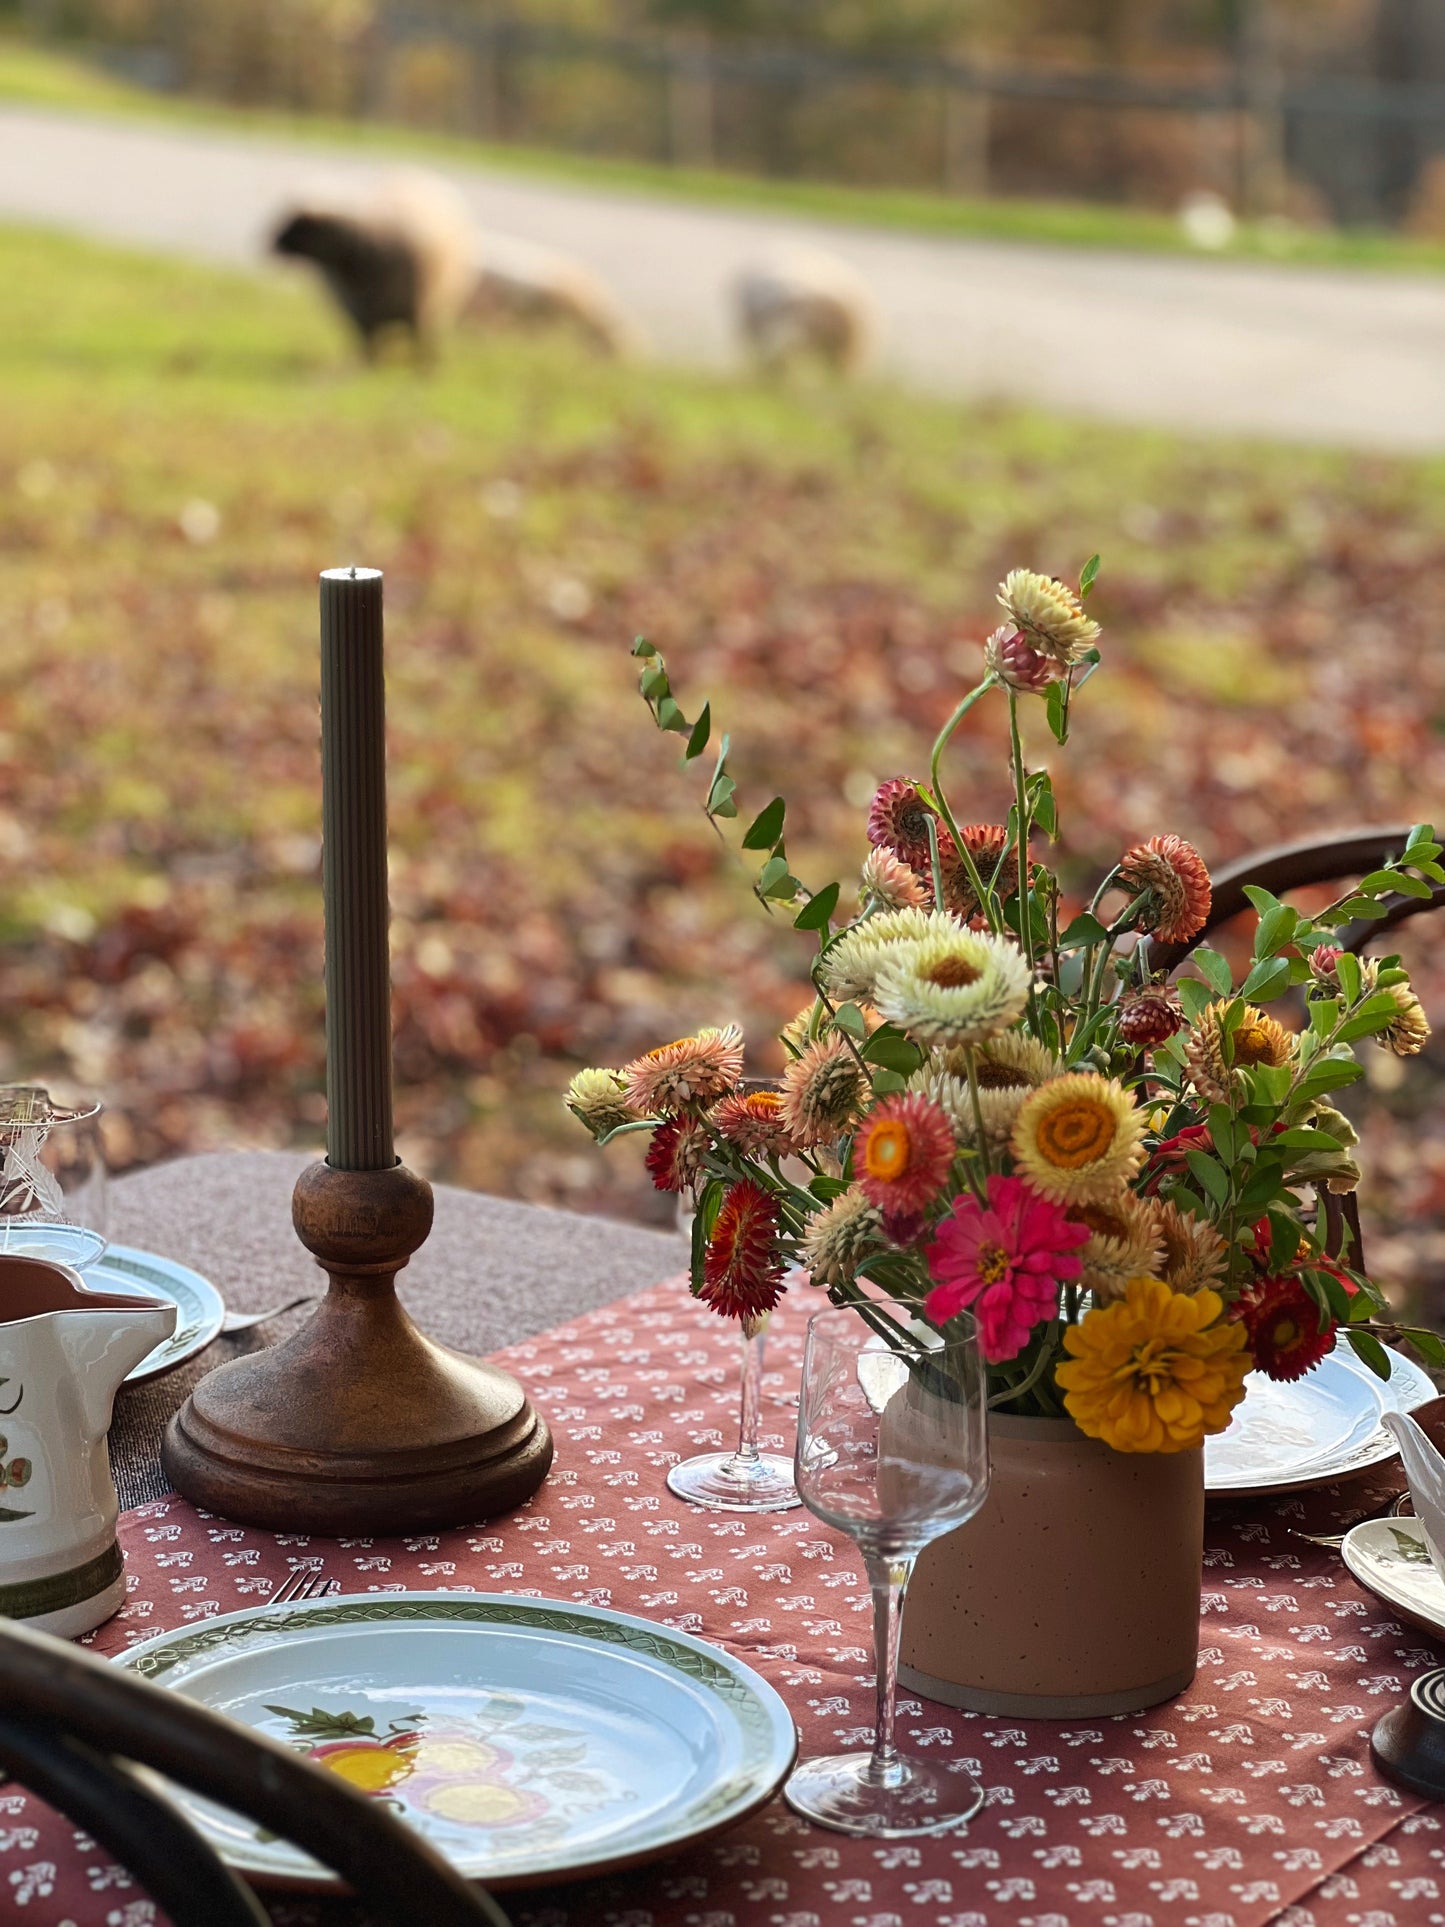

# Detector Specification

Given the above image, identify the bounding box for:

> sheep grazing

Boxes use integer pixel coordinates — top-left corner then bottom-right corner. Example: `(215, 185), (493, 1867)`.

(734, 248), (876, 375)
(270, 171), (480, 361)
(464, 233), (642, 358)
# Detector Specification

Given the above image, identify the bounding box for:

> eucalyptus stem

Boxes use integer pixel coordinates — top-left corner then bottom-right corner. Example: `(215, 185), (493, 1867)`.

(927, 673), (1002, 930)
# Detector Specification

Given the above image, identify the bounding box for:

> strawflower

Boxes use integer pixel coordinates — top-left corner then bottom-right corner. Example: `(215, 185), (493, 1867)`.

(821, 906), (957, 1005)
(700, 1179), (786, 1323)
(1380, 980), (1431, 1057)
(984, 623), (1062, 693)
(1070, 1197), (1164, 1305)
(925, 1174), (1089, 1362)
(1146, 1199), (1229, 1296)
(867, 778), (943, 873)
(911, 1032), (1055, 1148)
(1011, 1072), (1145, 1206)
(712, 1089), (794, 1156)
(1056, 1277), (1251, 1453)
(645, 1116), (711, 1194)
(1186, 1002), (1295, 1104)
(1117, 987), (1184, 1049)
(997, 568), (1100, 666)
(1117, 834), (1212, 946)
(938, 823), (1018, 923)
(565, 1067), (633, 1138)
(860, 845), (929, 911)
(624, 1024), (744, 1116)
(779, 1036), (869, 1147)
(802, 1186), (883, 1287)
(872, 928), (1032, 1048)
(1235, 1273), (1336, 1381)
(856, 1093), (956, 1222)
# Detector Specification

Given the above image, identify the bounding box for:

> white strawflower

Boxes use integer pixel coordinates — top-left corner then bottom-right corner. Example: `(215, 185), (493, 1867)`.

(872, 929), (1032, 1048)
(910, 1033), (1056, 1147)
(565, 1067), (633, 1137)
(997, 568), (1100, 666)
(821, 907), (962, 1006)
(860, 845), (929, 911)
(801, 1187), (883, 1287)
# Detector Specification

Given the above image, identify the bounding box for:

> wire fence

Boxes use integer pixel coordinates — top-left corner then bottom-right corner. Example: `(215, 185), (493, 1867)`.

(30, 2), (1445, 227)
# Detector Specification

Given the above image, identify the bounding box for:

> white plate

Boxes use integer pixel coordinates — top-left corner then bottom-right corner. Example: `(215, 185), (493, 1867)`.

(1342, 1516), (1445, 1637)
(1205, 1346), (1435, 1497)
(116, 1592), (798, 1890)
(88, 1245), (226, 1383)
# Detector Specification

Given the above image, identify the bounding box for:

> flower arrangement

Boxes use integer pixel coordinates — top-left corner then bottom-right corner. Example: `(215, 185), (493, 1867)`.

(568, 561), (1440, 1456)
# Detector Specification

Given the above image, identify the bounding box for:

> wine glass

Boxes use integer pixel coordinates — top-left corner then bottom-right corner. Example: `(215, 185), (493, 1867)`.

(667, 1312), (800, 1512)
(0, 1086), (108, 1270)
(785, 1300), (989, 1835)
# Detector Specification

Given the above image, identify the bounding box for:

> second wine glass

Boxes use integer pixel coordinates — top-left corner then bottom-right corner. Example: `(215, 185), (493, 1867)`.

(786, 1299), (989, 1835)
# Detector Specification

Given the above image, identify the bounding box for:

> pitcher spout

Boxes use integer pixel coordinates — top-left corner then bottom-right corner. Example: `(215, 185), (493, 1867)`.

(1382, 1411), (1445, 1579)
(0, 1255), (176, 1442)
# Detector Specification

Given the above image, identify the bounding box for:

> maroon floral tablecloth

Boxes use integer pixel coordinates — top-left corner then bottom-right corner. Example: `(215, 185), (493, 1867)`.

(5, 1277), (1444, 1927)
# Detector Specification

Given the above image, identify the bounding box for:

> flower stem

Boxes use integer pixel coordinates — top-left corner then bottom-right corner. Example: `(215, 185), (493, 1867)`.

(1007, 691), (1039, 1024)
(962, 1046), (992, 1179)
(928, 674), (1001, 930)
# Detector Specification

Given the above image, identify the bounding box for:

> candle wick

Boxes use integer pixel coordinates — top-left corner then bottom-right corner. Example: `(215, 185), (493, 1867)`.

(350, 565), (357, 578)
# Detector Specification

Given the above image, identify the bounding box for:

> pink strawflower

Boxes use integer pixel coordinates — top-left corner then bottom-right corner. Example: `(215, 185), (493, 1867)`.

(925, 1175), (1090, 1363)
(984, 624), (1062, 693)
(856, 1093), (956, 1223)
(1117, 834), (1212, 945)
(1310, 944), (1343, 984)
(623, 1024), (744, 1116)
(866, 778), (944, 873)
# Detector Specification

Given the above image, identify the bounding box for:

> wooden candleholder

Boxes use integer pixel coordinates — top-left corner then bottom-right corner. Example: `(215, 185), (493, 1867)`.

(161, 1161), (553, 1535)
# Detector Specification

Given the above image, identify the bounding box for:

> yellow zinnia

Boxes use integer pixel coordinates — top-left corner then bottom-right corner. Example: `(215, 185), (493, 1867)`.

(1056, 1277), (1250, 1454)
(1010, 1071), (1144, 1205)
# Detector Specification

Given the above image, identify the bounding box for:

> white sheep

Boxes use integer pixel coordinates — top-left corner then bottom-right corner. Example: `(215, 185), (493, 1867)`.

(733, 247), (876, 374)
(464, 232), (643, 358)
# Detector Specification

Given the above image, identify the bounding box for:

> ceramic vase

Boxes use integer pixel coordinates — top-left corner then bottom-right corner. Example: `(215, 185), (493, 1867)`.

(897, 1413), (1204, 1718)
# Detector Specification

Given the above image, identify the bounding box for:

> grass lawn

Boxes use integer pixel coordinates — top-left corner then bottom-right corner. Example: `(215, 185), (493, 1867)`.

(2, 220), (1443, 1304)
(6, 33), (1445, 275)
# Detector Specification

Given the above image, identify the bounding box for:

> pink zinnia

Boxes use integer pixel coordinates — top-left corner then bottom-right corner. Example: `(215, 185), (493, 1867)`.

(925, 1175), (1090, 1363)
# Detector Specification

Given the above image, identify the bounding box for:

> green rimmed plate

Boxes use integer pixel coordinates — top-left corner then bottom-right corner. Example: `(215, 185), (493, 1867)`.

(115, 1592), (798, 1889)
(91, 1244), (226, 1382)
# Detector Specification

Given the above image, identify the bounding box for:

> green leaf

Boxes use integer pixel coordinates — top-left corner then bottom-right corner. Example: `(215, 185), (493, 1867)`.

(869, 1069), (907, 1096)
(1193, 948), (1233, 996)
(756, 855), (800, 901)
(1184, 1150), (1229, 1208)
(809, 1173), (850, 1204)
(1080, 553), (1101, 597)
(742, 796), (786, 852)
(1176, 977), (1213, 1023)
(1406, 821), (1438, 850)
(690, 1178), (724, 1294)
(1346, 1328), (1394, 1382)
(1333, 951), (1361, 1004)
(1059, 912), (1110, 951)
(1391, 871), (1436, 899)
(683, 702), (711, 760)
(1297, 1058), (1364, 1099)
(1308, 995), (1341, 1037)
(1267, 1207), (1301, 1272)
(1274, 1127), (1344, 1152)
(831, 1002), (867, 1040)
(1334, 895), (1389, 921)
(1243, 1062), (1294, 1107)
(655, 695), (690, 735)
(1241, 885), (1282, 918)
(1045, 679), (1068, 745)
(639, 663), (669, 704)
(1253, 903), (1298, 959)
(861, 1029), (924, 1075)
(1240, 955), (1291, 1002)
(631, 636), (656, 659)
(1032, 786), (1058, 838)
(706, 773), (737, 818)
(794, 883), (840, 932)
(1406, 1327), (1445, 1368)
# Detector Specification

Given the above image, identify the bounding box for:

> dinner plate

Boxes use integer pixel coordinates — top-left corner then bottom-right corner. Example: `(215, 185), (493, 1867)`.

(116, 1592), (798, 1890)
(88, 1245), (226, 1383)
(1204, 1346), (1435, 1497)
(1342, 1516), (1445, 1638)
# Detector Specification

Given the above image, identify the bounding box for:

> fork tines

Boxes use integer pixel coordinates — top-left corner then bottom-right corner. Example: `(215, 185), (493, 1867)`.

(267, 1565), (340, 1605)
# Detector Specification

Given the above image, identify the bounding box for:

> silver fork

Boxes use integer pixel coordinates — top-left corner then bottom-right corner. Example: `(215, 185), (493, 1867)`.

(1288, 1491), (1414, 1550)
(221, 1296), (319, 1335)
(267, 1565), (340, 1605)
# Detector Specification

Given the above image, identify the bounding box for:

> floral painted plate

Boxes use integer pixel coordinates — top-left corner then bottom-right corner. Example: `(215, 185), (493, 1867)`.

(91, 1245), (226, 1383)
(115, 1592), (798, 1889)
(1204, 1346), (1435, 1497)
(1342, 1516), (1445, 1638)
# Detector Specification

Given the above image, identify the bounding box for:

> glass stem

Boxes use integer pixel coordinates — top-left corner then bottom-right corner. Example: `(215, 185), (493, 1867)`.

(864, 1553), (915, 1788)
(732, 1316), (767, 1467)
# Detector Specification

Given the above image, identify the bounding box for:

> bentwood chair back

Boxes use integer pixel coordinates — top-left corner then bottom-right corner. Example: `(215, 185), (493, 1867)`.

(0, 1616), (510, 1927)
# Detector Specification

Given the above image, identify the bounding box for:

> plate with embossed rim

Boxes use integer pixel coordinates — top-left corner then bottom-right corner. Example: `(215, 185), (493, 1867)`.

(115, 1592), (799, 1889)
(1205, 1347), (1436, 1497)
(1342, 1517), (1445, 1637)
(87, 1244), (226, 1382)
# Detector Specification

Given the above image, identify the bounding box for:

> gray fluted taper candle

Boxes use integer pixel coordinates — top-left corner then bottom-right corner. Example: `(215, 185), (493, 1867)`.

(319, 565), (394, 1171)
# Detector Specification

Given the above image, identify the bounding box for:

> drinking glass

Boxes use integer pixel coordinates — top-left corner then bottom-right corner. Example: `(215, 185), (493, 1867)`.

(0, 1086), (108, 1271)
(785, 1300), (989, 1835)
(666, 1313), (800, 1512)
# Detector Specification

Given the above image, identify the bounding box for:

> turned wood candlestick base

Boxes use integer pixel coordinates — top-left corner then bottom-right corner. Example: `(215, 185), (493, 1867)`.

(162, 1161), (553, 1535)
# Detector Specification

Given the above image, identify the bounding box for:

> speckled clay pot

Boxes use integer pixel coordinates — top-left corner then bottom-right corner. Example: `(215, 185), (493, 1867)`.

(898, 1413), (1204, 1718)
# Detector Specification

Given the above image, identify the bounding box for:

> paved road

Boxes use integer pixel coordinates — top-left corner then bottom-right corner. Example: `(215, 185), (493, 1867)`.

(4, 103), (1445, 450)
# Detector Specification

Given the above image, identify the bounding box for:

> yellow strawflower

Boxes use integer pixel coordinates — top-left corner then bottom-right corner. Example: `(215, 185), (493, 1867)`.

(1010, 1070), (1144, 1205)
(1055, 1277), (1250, 1454)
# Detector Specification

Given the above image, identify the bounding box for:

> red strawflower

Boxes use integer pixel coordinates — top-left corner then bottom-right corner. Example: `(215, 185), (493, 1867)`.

(701, 1179), (786, 1323)
(645, 1117), (710, 1194)
(1236, 1273), (1336, 1381)
(939, 823), (1019, 922)
(1117, 833), (1212, 945)
(1140, 1122), (1215, 1195)
(867, 778), (943, 872)
(856, 1093), (956, 1222)
(1117, 987), (1184, 1049)
(925, 1174), (1090, 1362)
(712, 1089), (794, 1156)
(1310, 944), (1343, 984)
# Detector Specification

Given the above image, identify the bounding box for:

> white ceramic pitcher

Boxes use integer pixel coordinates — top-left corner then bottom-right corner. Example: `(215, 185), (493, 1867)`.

(0, 1254), (175, 1636)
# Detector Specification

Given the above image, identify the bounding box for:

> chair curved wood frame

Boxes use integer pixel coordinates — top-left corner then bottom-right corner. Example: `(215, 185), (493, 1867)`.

(0, 1711), (270, 1927)
(0, 1616), (510, 1927)
(1140, 824), (1443, 1278)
